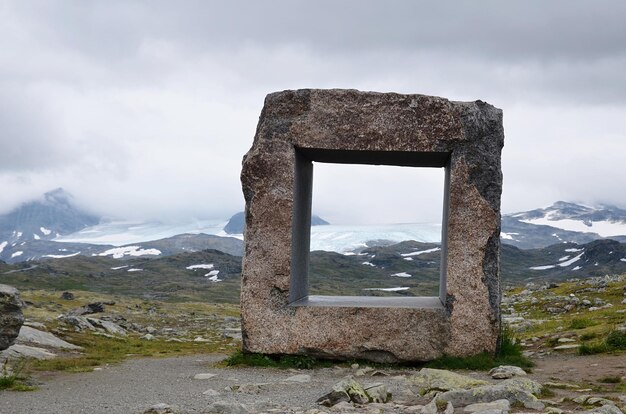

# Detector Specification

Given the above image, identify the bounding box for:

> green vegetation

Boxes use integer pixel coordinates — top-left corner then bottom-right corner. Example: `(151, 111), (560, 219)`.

(569, 318), (596, 329)
(598, 376), (622, 384)
(0, 359), (35, 392)
(579, 330), (626, 355)
(226, 327), (532, 371)
(14, 289), (239, 374)
(225, 351), (334, 369)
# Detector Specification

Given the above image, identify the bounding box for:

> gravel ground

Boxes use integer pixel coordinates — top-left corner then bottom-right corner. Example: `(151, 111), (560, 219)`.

(0, 354), (413, 414)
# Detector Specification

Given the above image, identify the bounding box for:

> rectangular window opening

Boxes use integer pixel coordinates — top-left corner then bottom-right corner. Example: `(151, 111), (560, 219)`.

(289, 149), (450, 309)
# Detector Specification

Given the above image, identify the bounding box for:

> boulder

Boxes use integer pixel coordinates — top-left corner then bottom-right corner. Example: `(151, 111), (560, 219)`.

(437, 377), (544, 410)
(409, 368), (489, 394)
(0, 284), (24, 350)
(59, 315), (95, 331)
(1, 344), (56, 360)
(16, 326), (82, 350)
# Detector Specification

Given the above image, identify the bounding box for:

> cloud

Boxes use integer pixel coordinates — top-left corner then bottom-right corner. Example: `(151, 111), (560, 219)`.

(1, 1), (625, 222)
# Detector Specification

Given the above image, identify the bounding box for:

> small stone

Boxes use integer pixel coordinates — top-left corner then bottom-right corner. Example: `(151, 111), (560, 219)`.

(464, 399), (510, 413)
(202, 389), (220, 396)
(141, 334), (155, 340)
(285, 374), (311, 383)
(553, 344), (580, 350)
(557, 337), (576, 343)
(330, 401), (355, 411)
(203, 401), (249, 414)
(545, 408), (564, 414)
(317, 390), (350, 407)
(587, 397), (616, 406)
(194, 373), (217, 380)
(141, 403), (179, 414)
(356, 367), (374, 376)
(573, 395), (591, 404)
(489, 365), (527, 379)
(60, 291), (75, 300)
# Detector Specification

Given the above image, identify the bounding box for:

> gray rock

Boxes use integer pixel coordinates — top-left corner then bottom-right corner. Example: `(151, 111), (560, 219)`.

(202, 389), (220, 396)
(68, 302), (107, 316)
(579, 406), (624, 414)
(60, 291), (75, 300)
(0, 284), (24, 351)
(87, 318), (127, 336)
(194, 373), (217, 380)
(488, 366), (527, 379)
(317, 390), (351, 407)
(437, 377), (544, 410)
(464, 399), (510, 412)
(364, 383), (391, 403)
(1, 344), (56, 359)
(284, 374), (311, 383)
(141, 403), (180, 414)
(59, 315), (95, 331)
(587, 397), (617, 406)
(17, 326), (82, 350)
(203, 401), (249, 414)
(409, 368), (489, 394)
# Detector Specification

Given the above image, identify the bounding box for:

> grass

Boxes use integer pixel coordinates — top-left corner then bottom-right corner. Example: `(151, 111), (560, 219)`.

(569, 318), (596, 330)
(578, 330), (626, 355)
(31, 332), (233, 373)
(598, 376), (622, 384)
(226, 328), (533, 371)
(225, 351), (335, 369)
(0, 359), (36, 392)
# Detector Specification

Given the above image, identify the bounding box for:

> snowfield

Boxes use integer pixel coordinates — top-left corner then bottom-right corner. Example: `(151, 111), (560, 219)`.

(11, 251), (23, 258)
(97, 246), (162, 259)
(0, 241), (6, 254)
(520, 214), (626, 237)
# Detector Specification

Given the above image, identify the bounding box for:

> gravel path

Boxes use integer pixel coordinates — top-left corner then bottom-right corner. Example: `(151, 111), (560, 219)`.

(1, 354), (411, 414)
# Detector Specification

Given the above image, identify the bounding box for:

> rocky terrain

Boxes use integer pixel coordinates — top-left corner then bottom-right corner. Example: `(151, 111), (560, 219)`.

(1, 275), (624, 413)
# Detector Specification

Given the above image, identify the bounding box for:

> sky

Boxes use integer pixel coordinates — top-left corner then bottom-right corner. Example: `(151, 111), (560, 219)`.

(1, 1), (626, 225)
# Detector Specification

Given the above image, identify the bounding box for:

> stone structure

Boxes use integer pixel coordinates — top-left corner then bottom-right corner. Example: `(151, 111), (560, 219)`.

(0, 284), (24, 350)
(240, 89), (504, 362)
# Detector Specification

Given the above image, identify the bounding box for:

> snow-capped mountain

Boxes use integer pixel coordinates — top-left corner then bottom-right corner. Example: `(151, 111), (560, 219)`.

(501, 201), (626, 249)
(0, 188), (100, 254)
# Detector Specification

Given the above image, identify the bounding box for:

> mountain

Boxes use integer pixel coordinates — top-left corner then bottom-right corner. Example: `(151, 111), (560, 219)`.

(0, 188), (100, 244)
(502, 201), (626, 249)
(223, 211), (329, 235)
(0, 233), (243, 264)
(2, 238), (625, 303)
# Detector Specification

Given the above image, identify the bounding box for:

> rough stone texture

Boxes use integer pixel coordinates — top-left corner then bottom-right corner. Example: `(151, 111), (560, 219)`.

(0, 284), (24, 350)
(240, 89), (504, 361)
(16, 326), (82, 350)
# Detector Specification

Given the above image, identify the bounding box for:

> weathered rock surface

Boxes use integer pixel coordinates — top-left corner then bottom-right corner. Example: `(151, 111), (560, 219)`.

(241, 89), (504, 362)
(409, 368), (489, 394)
(0, 284), (24, 350)
(488, 365), (527, 379)
(16, 326), (82, 350)
(1, 343), (56, 359)
(437, 377), (544, 410)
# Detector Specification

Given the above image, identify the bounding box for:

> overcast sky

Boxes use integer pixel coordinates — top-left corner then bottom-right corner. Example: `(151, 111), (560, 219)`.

(1, 1), (625, 224)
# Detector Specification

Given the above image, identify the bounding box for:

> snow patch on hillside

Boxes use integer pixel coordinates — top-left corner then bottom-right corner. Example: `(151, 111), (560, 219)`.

(0, 241), (6, 254)
(40, 227), (52, 236)
(11, 251), (23, 258)
(520, 216), (626, 237)
(363, 287), (410, 292)
(391, 272), (412, 278)
(127, 268), (143, 272)
(43, 252), (80, 259)
(98, 246), (161, 259)
(186, 264), (214, 270)
(400, 247), (441, 257)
